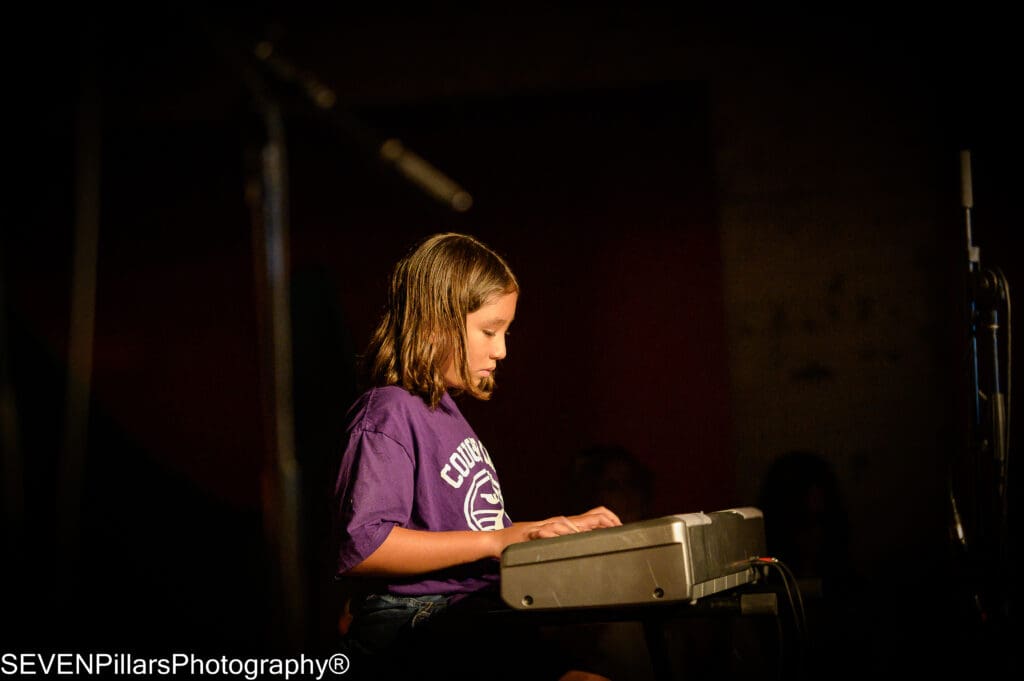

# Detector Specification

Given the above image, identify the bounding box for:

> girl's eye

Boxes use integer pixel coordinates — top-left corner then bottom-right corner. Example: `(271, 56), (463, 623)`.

(483, 330), (496, 337)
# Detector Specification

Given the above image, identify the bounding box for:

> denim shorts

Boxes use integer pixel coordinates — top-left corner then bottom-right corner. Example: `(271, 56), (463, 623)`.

(344, 593), (451, 658)
(340, 591), (578, 681)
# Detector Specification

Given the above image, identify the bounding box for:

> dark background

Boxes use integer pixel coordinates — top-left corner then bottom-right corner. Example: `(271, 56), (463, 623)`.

(3, 8), (1019, 679)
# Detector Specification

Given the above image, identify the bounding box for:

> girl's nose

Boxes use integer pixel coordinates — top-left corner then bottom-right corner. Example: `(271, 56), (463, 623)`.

(492, 335), (507, 359)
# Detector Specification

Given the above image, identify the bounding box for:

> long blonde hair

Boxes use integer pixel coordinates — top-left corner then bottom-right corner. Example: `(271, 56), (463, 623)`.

(365, 233), (519, 408)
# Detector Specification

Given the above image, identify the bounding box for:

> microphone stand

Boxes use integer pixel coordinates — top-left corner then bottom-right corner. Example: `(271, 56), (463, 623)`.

(197, 18), (476, 651)
(248, 39), (474, 213)
(232, 46), (307, 652)
(955, 149), (1012, 632)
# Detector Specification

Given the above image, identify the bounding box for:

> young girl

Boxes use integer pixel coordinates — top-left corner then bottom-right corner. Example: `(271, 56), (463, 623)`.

(333, 233), (620, 680)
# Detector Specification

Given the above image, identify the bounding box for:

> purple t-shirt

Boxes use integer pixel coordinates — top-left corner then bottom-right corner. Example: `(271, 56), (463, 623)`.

(333, 385), (512, 596)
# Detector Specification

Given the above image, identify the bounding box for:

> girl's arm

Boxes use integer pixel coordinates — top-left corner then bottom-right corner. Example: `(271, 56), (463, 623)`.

(346, 506), (622, 576)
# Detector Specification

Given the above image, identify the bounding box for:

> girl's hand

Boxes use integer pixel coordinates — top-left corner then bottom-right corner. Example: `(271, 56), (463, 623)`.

(492, 506), (622, 555)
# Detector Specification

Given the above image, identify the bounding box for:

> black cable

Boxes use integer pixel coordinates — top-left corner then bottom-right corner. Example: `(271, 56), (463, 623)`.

(993, 265), (1011, 459)
(751, 562), (787, 680)
(752, 558), (806, 679)
(772, 559), (809, 637)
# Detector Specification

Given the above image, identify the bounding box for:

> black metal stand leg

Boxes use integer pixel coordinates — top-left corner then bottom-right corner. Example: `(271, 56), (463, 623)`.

(642, 617), (674, 681)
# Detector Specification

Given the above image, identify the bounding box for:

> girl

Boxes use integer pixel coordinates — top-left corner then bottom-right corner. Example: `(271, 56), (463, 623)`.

(333, 232), (620, 680)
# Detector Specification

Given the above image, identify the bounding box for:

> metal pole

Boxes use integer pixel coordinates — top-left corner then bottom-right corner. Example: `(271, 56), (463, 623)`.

(244, 84), (306, 651)
(56, 19), (101, 612)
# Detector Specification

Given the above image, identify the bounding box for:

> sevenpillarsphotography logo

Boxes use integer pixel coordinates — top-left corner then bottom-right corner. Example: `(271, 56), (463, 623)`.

(0, 652), (349, 679)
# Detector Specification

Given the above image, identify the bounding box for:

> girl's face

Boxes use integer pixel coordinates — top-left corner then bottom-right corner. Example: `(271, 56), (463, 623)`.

(444, 292), (517, 389)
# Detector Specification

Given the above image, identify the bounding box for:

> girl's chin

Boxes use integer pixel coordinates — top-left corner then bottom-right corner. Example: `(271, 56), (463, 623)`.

(445, 375), (494, 392)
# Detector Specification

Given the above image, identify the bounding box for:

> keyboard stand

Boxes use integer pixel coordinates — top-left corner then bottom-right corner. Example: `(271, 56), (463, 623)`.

(486, 585), (780, 681)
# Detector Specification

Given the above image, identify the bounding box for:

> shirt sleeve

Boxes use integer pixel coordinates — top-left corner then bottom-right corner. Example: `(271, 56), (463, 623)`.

(333, 427), (415, 575)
